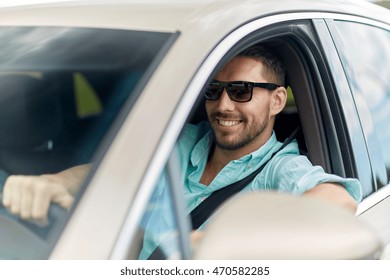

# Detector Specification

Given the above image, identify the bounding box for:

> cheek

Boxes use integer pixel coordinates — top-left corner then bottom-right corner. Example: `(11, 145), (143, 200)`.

(247, 98), (271, 120)
(205, 101), (213, 116)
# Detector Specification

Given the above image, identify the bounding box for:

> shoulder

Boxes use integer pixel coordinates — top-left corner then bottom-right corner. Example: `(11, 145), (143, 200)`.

(260, 139), (314, 191)
(268, 144), (313, 180)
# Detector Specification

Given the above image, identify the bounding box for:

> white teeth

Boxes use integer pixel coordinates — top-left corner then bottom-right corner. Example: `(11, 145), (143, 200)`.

(219, 120), (240, 127)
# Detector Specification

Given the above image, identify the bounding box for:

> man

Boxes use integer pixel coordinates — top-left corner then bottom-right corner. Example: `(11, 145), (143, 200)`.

(177, 45), (361, 213)
(2, 45), (362, 257)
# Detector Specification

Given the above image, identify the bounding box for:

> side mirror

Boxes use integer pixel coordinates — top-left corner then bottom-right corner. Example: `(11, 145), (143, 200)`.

(193, 192), (383, 259)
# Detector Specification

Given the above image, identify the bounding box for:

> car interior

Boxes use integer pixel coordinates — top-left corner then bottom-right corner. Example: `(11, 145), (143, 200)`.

(0, 71), (136, 177)
(0, 73), (80, 175)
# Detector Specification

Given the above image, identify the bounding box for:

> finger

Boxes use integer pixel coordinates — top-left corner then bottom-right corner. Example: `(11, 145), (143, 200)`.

(52, 189), (74, 210)
(30, 216), (49, 227)
(20, 183), (33, 219)
(2, 175), (16, 208)
(31, 183), (51, 220)
(9, 179), (21, 215)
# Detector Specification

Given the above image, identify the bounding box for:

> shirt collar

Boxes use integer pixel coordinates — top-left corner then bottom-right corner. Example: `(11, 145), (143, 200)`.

(190, 129), (213, 167)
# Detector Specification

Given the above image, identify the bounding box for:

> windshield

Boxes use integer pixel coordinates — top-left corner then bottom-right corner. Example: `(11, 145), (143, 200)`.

(0, 26), (174, 259)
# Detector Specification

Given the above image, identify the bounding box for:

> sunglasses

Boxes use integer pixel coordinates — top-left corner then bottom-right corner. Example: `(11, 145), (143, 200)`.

(204, 79), (281, 103)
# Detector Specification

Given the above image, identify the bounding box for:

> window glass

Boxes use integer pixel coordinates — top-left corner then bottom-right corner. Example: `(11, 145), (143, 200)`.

(137, 170), (182, 260)
(0, 26), (173, 259)
(333, 21), (390, 185)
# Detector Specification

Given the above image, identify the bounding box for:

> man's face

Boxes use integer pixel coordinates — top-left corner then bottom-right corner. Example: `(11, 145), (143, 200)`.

(205, 56), (278, 151)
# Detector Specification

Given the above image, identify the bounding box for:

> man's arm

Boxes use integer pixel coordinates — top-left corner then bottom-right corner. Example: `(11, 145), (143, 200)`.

(2, 164), (91, 222)
(303, 183), (358, 212)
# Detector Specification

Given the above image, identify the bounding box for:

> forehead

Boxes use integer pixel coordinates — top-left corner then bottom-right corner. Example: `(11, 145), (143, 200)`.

(215, 56), (267, 82)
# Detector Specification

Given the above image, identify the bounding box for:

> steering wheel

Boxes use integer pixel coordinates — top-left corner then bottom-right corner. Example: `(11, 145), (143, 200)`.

(0, 170), (68, 259)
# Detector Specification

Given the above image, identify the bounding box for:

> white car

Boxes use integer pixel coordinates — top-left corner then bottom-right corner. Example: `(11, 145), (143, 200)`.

(0, 0), (389, 260)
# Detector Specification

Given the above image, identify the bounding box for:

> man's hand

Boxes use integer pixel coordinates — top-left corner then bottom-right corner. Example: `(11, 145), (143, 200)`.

(1, 164), (90, 223)
(2, 174), (74, 223)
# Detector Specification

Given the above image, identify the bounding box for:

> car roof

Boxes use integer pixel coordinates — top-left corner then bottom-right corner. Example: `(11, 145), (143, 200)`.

(0, 0), (387, 33)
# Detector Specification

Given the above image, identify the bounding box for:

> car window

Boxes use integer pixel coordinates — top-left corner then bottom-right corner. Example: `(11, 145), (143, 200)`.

(332, 21), (390, 187)
(0, 26), (174, 259)
(137, 169), (184, 260)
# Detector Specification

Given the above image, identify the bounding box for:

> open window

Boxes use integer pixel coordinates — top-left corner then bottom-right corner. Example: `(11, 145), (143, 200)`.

(187, 31), (333, 174)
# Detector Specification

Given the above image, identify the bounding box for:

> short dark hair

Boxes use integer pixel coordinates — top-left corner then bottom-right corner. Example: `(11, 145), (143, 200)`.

(238, 45), (286, 86)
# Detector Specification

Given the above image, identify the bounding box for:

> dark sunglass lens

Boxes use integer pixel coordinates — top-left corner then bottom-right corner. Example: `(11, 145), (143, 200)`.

(205, 84), (222, 100)
(227, 85), (251, 102)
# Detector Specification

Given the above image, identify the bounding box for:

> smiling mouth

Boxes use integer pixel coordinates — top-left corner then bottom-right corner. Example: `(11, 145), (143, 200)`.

(218, 119), (241, 127)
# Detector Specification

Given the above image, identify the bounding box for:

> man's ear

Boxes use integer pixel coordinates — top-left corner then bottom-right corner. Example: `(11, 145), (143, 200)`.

(270, 86), (287, 116)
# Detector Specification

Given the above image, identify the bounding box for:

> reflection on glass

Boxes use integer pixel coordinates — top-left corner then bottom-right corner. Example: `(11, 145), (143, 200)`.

(138, 171), (181, 260)
(335, 20), (390, 185)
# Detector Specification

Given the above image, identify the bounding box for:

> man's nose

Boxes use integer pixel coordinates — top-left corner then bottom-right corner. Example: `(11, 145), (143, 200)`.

(216, 89), (235, 111)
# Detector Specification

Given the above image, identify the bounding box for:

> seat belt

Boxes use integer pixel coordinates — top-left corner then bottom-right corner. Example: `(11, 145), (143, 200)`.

(190, 126), (301, 229)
